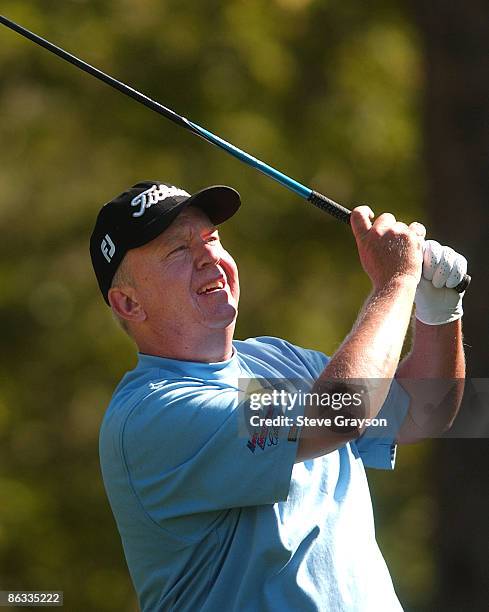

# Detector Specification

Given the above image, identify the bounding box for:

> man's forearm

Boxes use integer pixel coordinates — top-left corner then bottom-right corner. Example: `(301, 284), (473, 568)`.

(395, 318), (465, 443)
(296, 277), (418, 462)
(315, 277), (417, 414)
(324, 278), (416, 380)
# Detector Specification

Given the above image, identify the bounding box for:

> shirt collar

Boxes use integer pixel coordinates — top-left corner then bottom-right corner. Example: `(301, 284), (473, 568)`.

(136, 346), (242, 381)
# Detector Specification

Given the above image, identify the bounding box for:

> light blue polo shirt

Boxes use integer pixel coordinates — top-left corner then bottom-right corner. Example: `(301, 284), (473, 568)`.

(99, 336), (407, 611)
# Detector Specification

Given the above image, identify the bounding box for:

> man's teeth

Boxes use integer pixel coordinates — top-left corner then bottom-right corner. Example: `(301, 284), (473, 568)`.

(198, 281), (224, 295)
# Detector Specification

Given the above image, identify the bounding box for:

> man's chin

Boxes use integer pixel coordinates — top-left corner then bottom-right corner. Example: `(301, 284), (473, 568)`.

(204, 304), (238, 330)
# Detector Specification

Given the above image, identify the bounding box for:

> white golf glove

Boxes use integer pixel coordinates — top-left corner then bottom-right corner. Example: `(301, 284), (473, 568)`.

(414, 239), (467, 325)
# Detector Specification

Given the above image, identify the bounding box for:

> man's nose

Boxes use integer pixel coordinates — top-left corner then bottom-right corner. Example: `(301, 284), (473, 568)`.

(195, 240), (221, 268)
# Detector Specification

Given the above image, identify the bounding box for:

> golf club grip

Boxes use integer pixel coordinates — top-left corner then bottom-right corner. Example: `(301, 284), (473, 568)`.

(454, 274), (471, 293)
(308, 191), (351, 224)
(308, 191), (470, 293)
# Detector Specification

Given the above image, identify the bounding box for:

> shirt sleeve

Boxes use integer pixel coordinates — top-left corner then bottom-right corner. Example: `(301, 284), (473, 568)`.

(120, 379), (299, 536)
(353, 379), (410, 470)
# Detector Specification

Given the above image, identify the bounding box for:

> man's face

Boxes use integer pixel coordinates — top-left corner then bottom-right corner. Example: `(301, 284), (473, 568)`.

(125, 206), (240, 337)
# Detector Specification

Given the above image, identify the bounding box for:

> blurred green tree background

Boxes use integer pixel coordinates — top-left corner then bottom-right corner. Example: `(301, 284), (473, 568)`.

(0, 1), (486, 610)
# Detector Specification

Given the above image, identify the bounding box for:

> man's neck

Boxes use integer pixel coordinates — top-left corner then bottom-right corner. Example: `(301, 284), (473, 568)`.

(136, 326), (235, 363)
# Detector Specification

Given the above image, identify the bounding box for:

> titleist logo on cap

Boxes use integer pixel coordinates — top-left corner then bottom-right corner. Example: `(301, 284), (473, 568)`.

(130, 184), (190, 218)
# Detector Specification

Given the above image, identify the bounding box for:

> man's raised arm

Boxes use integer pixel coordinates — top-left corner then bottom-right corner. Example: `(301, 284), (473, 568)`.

(296, 206), (426, 462)
(395, 239), (467, 444)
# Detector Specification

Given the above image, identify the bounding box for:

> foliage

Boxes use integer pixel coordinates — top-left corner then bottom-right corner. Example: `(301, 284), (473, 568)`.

(0, 1), (433, 609)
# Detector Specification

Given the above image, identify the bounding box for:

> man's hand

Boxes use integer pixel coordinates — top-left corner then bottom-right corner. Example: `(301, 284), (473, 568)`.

(414, 240), (467, 325)
(350, 206), (426, 291)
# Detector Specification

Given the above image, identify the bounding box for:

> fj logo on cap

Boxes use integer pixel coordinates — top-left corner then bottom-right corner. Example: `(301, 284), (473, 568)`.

(130, 184), (190, 218)
(101, 234), (116, 263)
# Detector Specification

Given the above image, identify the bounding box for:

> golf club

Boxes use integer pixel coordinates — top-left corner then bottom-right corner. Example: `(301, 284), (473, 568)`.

(0, 14), (470, 292)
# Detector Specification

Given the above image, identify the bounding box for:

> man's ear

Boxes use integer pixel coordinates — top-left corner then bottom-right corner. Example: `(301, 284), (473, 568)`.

(108, 287), (147, 323)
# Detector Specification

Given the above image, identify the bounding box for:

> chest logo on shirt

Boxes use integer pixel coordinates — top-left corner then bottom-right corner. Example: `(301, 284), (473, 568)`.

(246, 406), (279, 453)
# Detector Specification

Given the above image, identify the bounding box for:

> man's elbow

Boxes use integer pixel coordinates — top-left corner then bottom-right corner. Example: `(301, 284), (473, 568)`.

(397, 382), (464, 444)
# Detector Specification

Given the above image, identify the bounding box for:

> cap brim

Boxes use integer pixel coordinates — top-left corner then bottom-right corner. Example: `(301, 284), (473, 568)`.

(185, 185), (241, 225)
(125, 185), (240, 252)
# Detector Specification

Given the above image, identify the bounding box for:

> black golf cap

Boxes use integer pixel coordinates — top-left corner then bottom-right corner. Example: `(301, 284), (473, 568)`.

(90, 181), (241, 305)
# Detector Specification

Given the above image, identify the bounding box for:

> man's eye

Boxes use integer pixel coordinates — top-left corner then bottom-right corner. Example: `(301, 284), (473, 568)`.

(206, 234), (219, 243)
(167, 245), (187, 257)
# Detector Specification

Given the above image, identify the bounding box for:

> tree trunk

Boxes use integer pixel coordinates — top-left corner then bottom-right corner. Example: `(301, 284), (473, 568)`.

(410, 2), (489, 610)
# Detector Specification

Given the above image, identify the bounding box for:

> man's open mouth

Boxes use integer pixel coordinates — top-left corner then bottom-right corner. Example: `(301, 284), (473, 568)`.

(197, 280), (225, 295)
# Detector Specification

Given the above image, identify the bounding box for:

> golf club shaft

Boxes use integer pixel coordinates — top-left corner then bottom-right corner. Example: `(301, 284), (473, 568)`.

(0, 16), (349, 216)
(0, 14), (470, 292)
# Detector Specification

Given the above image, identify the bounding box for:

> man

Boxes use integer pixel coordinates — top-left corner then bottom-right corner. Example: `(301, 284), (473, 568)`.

(90, 181), (466, 611)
